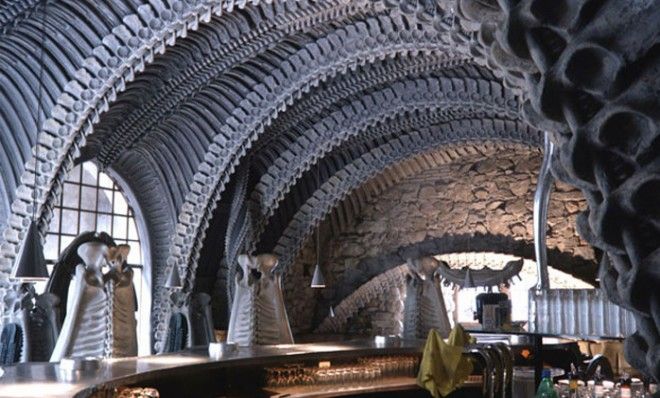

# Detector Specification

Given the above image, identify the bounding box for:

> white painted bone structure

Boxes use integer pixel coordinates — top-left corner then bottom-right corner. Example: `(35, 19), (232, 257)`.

(402, 257), (452, 339)
(50, 243), (137, 361)
(227, 254), (293, 346)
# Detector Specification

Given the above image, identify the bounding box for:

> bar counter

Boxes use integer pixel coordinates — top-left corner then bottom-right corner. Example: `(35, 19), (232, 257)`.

(0, 339), (427, 398)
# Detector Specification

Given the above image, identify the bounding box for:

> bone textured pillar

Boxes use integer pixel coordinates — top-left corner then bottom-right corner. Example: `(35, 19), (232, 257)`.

(402, 257), (452, 339)
(227, 254), (294, 346)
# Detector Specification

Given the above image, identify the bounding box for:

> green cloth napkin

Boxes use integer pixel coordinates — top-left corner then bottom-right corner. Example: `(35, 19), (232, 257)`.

(416, 325), (474, 398)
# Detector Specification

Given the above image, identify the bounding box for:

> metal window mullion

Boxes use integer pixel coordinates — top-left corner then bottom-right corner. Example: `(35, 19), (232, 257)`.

(95, 165), (101, 234)
(124, 188), (130, 246)
(56, 172), (66, 259)
(76, 164), (82, 236)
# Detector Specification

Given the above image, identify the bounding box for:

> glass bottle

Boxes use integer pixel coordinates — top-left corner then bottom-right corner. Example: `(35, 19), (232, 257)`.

(536, 368), (559, 398)
(593, 365), (605, 398)
(619, 373), (632, 398)
(569, 364), (580, 398)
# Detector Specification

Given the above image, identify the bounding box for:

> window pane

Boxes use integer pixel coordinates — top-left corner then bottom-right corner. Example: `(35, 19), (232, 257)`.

(99, 172), (114, 188)
(113, 191), (128, 214)
(113, 216), (127, 240)
(61, 209), (79, 235)
(133, 267), (142, 310)
(48, 208), (60, 233)
(128, 218), (139, 240)
(80, 186), (97, 211)
(80, 211), (96, 233)
(60, 235), (75, 251)
(62, 183), (80, 208)
(82, 162), (98, 185)
(98, 189), (113, 213)
(44, 233), (59, 261)
(66, 165), (81, 182)
(127, 242), (141, 265)
(97, 214), (112, 235)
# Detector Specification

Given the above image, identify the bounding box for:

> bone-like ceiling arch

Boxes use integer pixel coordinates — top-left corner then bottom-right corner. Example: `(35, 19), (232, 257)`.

(268, 120), (539, 273)
(0, 0), (259, 281)
(234, 73), (519, 261)
(0, 0), (656, 377)
(210, 69), (522, 305)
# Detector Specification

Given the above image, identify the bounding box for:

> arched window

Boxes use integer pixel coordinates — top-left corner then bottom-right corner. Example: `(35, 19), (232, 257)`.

(44, 162), (142, 263)
(40, 162), (149, 353)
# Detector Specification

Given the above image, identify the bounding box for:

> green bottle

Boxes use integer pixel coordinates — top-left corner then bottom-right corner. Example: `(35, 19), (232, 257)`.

(536, 368), (558, 398)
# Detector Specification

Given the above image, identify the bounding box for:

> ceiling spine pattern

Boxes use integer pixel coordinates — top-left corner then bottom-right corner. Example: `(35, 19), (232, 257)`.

(156, 15), (454, 346)
(0, 0), (654, 375)
(236, 76), (519, 263)
(270, 120), (538, 272)
(0, 0), (269, 290)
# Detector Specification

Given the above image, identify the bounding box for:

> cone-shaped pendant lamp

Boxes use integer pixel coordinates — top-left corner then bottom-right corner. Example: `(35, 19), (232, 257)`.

(310, 263), (326, 288)
(165, 264), (183, 289)
(310, 164), (326, 289)
(11, 5), (49, 283)
(11, 221), (48, 282)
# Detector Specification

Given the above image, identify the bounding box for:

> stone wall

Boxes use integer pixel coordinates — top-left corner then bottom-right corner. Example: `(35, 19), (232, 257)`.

(283, 148), (596, 334)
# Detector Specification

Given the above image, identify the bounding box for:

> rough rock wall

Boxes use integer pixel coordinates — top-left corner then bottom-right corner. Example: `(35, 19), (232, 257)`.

(284, 148), (595, 333)
(315, 264), (408, 337)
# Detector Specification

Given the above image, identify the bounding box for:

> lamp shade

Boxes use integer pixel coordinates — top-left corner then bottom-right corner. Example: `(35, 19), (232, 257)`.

(165, 264), (183, 289)
(11, 221), (48, 281)
(310, 263), (325, 288)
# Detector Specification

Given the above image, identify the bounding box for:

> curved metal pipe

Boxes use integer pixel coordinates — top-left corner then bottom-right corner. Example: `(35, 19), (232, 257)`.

(534, 132), (555, 290)
(489, 343), (514, 398)
(467, 346), (496, 398)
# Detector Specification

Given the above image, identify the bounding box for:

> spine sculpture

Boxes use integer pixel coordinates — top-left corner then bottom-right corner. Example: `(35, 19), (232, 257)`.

(402, 257), (452, 339)
(50, 242), (137, 361)
(227, 254), (293, 346)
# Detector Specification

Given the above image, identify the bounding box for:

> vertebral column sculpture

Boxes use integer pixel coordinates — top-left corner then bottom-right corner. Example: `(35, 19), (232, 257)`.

(50, 242), (137, 361)
(227, 254), (293, 346)
(402, 257), (452, 339)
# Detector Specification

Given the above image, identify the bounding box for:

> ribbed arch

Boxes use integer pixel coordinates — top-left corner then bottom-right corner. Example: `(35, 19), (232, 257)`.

(162, 13), (448, 289)
(268, 119), (540, 272)
(239, 76), (519, 259)
(2, 0), (652, 373)
(0, 0), (256, 283)
(0, 0), (479, 356)
(254, 61), (483, 167)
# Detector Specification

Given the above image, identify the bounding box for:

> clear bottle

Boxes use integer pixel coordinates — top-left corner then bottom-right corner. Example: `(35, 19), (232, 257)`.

(592, 366), (605, 398)
(536, 368), (559, 398)
(619, 373), (632, 398)
(569, 364), (580, 398)
(603, 380), (616, 397)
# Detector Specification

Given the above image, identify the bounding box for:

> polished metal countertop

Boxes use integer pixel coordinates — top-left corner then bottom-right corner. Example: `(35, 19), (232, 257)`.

(0, 339), (424, 398)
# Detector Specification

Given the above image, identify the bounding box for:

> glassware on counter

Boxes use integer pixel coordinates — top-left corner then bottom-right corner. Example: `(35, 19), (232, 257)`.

(265, 355), (420, 389)
(529, 289), (636, 338)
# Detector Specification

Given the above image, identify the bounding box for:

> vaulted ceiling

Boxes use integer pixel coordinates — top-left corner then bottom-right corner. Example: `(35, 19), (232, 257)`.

(0, 0), (657, 378)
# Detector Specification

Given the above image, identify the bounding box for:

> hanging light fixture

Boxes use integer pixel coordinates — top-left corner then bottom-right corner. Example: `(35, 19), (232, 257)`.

(310, 164), (326, 288)
(11, 5), (50, 282)
(310, 226), (326, 288)
(165, 264), (183, 289)
(11, 222), (47, 281)
(310, 262), (326, 288)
